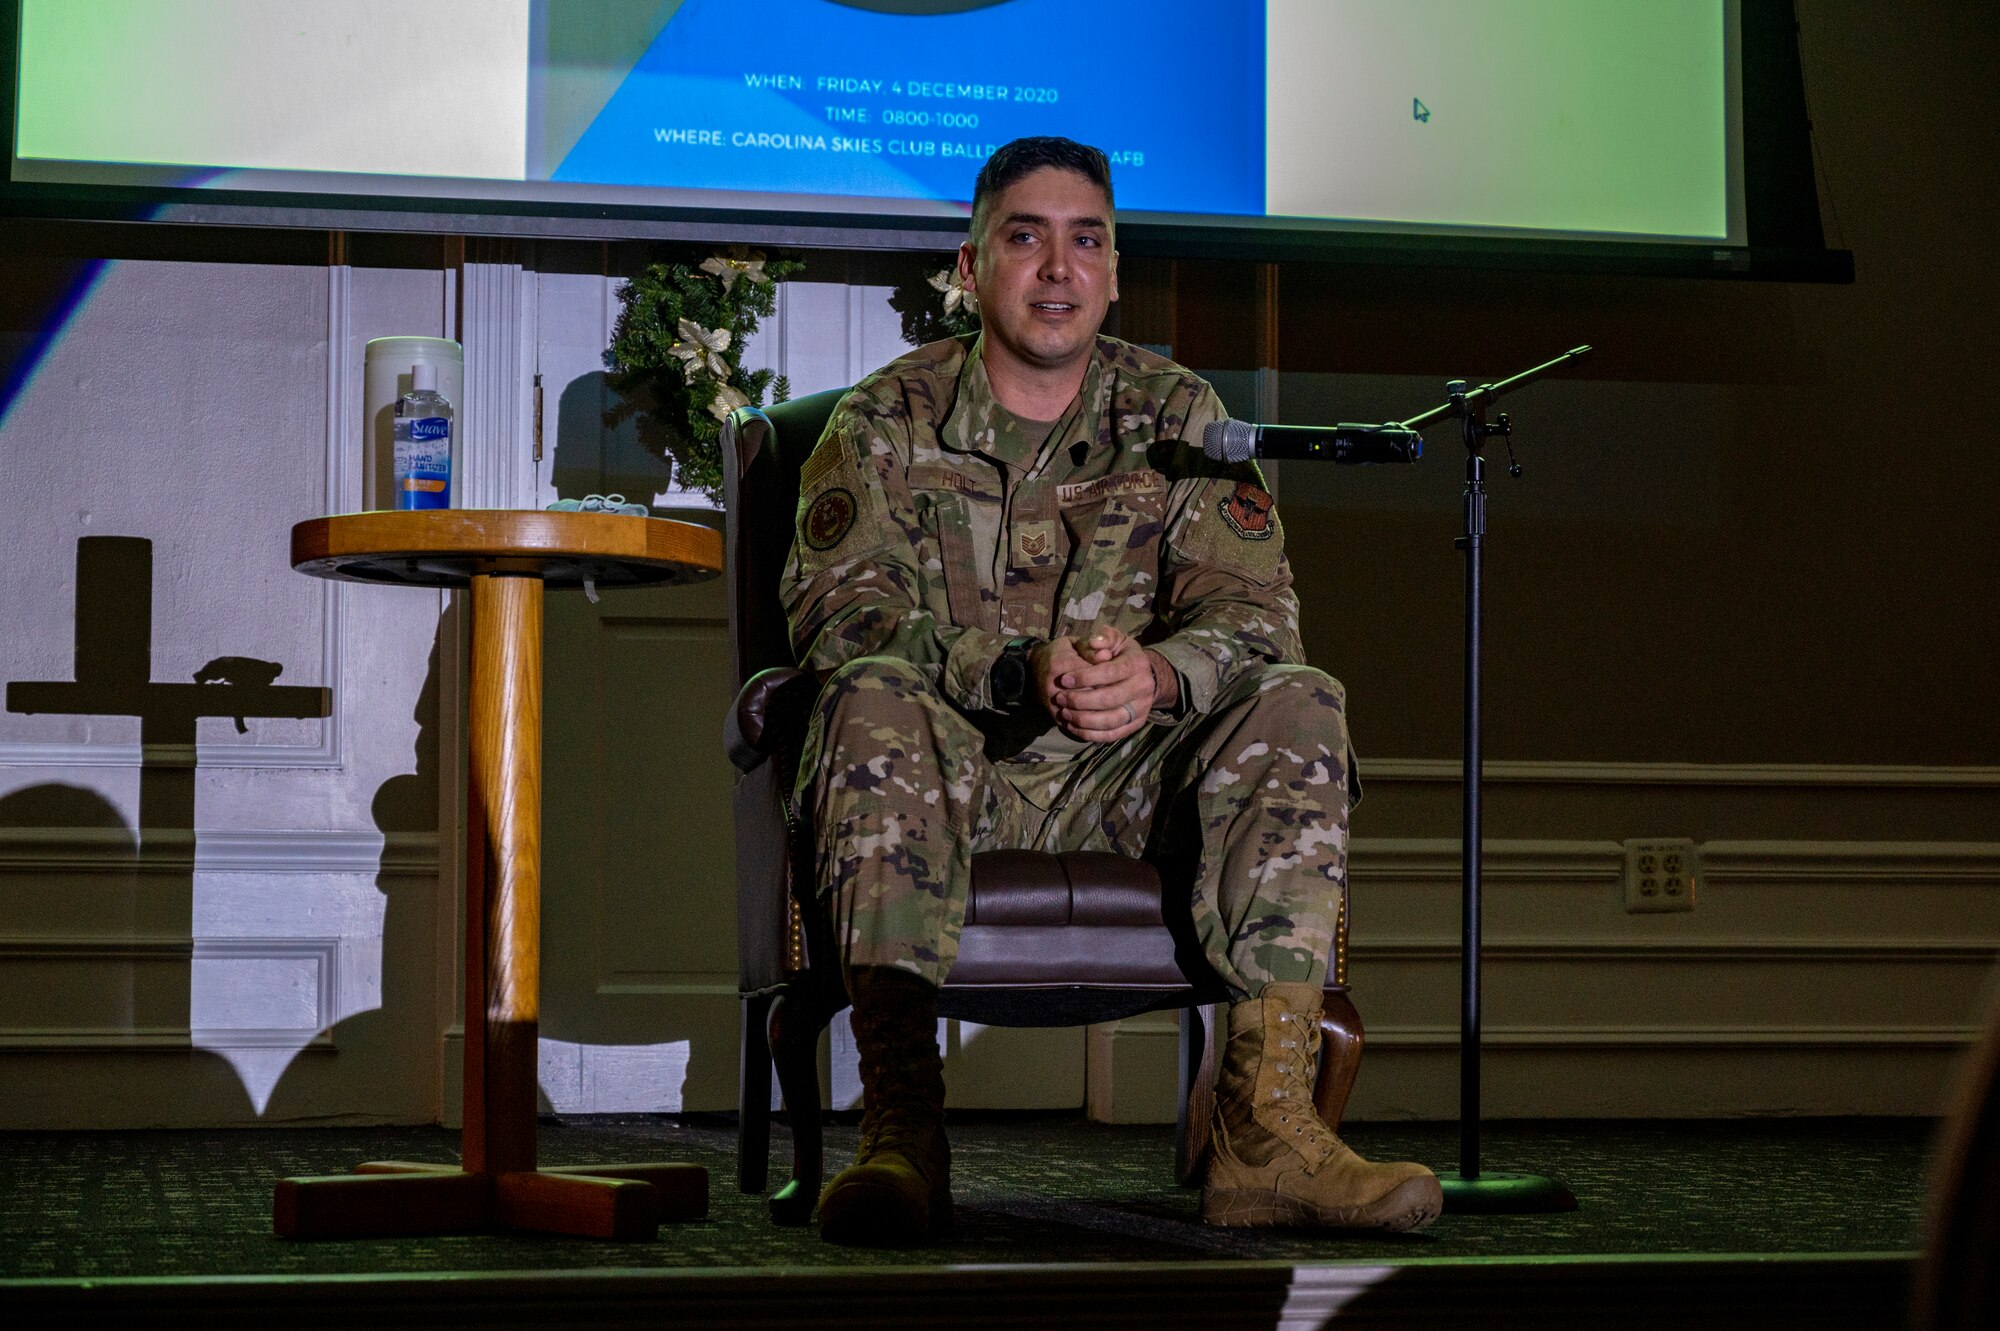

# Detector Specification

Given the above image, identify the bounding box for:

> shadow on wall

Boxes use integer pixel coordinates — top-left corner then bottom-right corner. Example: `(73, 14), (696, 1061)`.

(537, 601), (737, 1115)
(258, 624), (442, 1124)
(553, 368), (673, 505)
(7, 537), (330, 758)
(0, 248), (108, 432)
(537, 367), (735, 1109)
(0, 783), (262, 1121)
(1, 535), (328, 1122)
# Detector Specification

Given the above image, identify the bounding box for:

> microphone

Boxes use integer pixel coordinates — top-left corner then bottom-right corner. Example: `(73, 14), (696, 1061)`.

(1202, 418), (1423, 465)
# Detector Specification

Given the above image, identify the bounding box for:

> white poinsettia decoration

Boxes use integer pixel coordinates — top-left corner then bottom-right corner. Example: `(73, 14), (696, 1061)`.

(701, 253), (771, 293)
(670, 317), (733, 380)
(706, 381), (751, 422)
(929, 266), (976, 316)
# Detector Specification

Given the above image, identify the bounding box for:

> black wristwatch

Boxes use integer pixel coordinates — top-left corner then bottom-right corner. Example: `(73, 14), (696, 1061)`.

(990, 637), (1036, 711)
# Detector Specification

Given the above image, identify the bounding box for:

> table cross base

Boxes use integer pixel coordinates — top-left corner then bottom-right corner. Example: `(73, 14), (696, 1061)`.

(275, 1160), (709, 1241)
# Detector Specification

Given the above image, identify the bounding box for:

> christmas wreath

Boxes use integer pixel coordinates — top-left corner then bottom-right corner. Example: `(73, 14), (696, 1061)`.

(607, 248), (803, 503)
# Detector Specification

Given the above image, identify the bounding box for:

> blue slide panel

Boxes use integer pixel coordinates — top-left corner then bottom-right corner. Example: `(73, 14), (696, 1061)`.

(553, 0), (1264, 216)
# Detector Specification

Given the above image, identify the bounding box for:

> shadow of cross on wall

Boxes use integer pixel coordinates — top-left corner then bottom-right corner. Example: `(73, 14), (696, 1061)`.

(7, 536), (331, 853)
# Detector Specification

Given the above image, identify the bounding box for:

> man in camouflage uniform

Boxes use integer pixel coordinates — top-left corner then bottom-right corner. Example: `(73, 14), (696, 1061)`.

(783, 137), (1441, 1245)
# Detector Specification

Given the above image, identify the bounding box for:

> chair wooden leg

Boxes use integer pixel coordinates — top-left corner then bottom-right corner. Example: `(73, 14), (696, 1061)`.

(1315, 990), (1365, 1132)
(1175, 1003), (1219, 1187)
(766, 987), (829, 1227)
(738, 991), (774, 1194)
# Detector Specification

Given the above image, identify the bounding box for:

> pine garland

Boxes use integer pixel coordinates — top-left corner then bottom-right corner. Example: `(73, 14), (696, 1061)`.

(607, 248), (803, 503)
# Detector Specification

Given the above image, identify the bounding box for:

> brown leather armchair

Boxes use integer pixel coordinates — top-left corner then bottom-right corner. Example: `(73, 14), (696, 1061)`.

(723, 389), (1366, 1224)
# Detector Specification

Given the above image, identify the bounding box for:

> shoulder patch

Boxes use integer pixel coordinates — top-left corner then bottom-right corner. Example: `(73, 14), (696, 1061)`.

(1218, 482), (1274, 540)
(803, 487), (858, 550)
(1171, 477), (1285, 585)
(795, 434), (884, 571)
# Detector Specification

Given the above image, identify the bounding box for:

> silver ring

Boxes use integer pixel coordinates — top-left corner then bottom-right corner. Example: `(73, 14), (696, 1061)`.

(1121, 702), (1135, 726)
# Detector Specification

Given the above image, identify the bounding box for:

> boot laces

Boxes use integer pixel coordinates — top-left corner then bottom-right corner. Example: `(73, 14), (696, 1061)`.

(1267, 1009), (1343, 1161)
(859, 1070), (937, 1156)
(854, 1010), (943, 1160)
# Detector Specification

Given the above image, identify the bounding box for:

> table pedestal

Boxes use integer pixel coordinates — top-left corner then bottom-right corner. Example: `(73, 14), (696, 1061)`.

(275, 568), (707, 1240)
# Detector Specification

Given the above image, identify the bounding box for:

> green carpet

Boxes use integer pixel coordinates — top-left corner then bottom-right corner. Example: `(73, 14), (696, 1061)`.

(0, 1116), (1933, 1279)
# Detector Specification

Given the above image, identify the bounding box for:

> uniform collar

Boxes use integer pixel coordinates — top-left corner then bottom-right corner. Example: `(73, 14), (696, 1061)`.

(945, 335), (1112, 475)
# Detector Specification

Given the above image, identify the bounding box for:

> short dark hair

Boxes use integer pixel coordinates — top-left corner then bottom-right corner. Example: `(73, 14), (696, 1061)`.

(969, 136), (1114, 238)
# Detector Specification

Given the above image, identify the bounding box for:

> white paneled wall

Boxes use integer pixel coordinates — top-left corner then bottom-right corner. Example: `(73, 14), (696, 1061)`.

(757, 269), (907, 399)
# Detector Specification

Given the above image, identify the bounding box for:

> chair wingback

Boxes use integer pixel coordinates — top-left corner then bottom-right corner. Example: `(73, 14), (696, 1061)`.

(720, 388), (849, 688)
(724, 389), (848, 1000)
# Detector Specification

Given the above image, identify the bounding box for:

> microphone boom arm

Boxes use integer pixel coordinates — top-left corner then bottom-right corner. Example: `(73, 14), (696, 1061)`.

(1399, 344), (1592, 433)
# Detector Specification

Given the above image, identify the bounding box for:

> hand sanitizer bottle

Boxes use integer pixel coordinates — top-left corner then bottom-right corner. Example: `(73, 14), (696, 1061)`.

(394, 363), (454, 510)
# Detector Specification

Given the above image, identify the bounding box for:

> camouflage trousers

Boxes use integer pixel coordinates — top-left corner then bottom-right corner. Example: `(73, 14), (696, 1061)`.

(798, 656), (1356, 1000)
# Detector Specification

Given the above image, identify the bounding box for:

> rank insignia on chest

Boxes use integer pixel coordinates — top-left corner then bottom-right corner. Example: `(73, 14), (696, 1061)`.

(1012, 519), (1060, 568)
(804, 487), (858, 551)
(1219, 482), (1275, 540)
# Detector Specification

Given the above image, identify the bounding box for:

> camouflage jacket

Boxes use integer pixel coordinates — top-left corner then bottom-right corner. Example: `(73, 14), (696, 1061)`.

(781, 334), (1305, 794)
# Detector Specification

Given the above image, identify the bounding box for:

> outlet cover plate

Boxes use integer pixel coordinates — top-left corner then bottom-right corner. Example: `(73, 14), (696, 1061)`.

(1624, 838), (1699, 913)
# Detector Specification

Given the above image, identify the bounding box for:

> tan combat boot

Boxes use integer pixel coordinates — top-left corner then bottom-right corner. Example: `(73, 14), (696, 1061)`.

(1202, 981), (1443, 1231)
(816, 966), (952, 1245)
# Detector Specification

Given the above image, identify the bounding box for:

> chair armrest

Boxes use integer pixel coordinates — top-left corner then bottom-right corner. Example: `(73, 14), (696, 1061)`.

(724, 666), (823, 773)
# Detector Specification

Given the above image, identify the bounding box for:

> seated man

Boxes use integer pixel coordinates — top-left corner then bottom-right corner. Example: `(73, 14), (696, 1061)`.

(782, 135), (1441, 1245)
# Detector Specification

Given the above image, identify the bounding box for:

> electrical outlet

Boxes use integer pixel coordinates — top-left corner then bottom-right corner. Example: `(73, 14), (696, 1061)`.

(1623, 838), (1699, 913)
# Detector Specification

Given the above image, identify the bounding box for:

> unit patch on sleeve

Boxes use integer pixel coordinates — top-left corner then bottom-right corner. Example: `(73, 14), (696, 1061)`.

(794, 433), (884, 572)
(804, 487), (858, 550)
(1170, 475), (1285, 585)
(1218, 482), (1275, 540)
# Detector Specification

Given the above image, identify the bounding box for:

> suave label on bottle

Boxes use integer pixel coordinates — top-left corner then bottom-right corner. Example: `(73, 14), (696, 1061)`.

(394, 416), (452, 508)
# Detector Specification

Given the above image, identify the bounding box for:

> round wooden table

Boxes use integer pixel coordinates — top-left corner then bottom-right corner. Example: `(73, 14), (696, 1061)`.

(278, 511), (723, 1241)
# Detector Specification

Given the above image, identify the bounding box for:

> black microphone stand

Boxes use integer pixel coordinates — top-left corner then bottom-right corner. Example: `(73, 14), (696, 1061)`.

(1398, 345), (1592, 1214)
